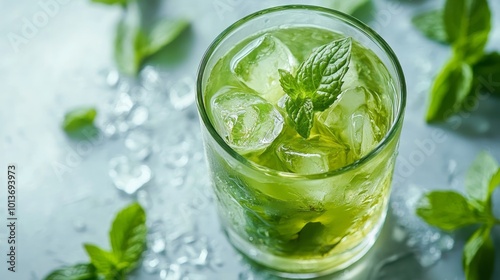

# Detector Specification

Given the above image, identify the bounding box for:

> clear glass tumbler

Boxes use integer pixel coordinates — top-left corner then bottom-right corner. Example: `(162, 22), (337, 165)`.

(196, 5), (406, 278)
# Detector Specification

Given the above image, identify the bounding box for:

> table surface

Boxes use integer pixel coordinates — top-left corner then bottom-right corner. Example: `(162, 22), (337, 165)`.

(1, 0), (500, 279)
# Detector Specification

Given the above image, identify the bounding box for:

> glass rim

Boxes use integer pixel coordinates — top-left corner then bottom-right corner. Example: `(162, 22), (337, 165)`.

(196, 5), (407, 180)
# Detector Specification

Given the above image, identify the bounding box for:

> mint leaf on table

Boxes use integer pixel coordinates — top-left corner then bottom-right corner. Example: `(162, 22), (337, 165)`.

(472, 52), (500, 96)
(416, 191), (482, 231)
(425, 59), (473, 122)
(44, 264), (97, 280)
(412, 9), (449, 44)
(142, 18), (189, 57)
(91, 0), (128, 6)
(327, 0), (370, 15)
(62, 107), (97, 133)
(109, 202), (147, 271)
(43, 203), (147, 280)
(84, 244), (120, 276)
(279, 37), (352, 138)
(444, 0), (491, 64)
(463, 226), (495, 280)
(465, 151), (500, 211)
(416, 152), (500, 280)
(424, 0), (493, 122)
(114, 1), (189, 75)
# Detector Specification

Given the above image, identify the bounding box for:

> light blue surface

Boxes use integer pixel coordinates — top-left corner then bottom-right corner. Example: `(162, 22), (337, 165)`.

(1, 0), (500, 279)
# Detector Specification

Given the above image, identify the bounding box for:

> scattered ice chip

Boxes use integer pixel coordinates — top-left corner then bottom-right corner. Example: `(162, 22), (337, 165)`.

(391, 184), (455, 267)
(143, 254), (161, 274)
(170, 76), (195, 110)
(231, 35), (297, 103)
(276, 135), (348, 174)
(211, 87), (283, 154)
(109, 156), (152, 195)
(106, 70), (120, 87)
(125, 129), (152, 160)
(113, 92), (134, 117)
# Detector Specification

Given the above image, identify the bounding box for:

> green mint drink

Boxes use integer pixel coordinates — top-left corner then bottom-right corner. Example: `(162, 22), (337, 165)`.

(197, 6), (405, 276)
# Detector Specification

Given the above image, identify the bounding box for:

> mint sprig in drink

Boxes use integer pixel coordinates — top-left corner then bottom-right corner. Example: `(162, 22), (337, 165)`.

(197, 6), (406, 276)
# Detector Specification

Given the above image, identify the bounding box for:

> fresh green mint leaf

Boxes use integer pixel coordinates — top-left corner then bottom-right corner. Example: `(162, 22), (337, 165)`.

(43, 263), (98, 280)
(489, 170), (500, 196)
(412, 10), (449, 44)
(327, 0), (370, 15)
(91, 0), (127, 6)
(416, 191), (481, 231)
(473, 52), (500, 96)
(109, 202), (147, 272)
(297, 37), (352, 111)
(465, 151), (500, 211)
(114, 1), (143, 76)
(444, 0), (491, 64)
(425, 59), (473, 122)
(279, 38), (352, 138)
(84, 244), (119, 276)
(285, 96), (314, 139)
(463, 226), (494, 280)
(142, 18), (189, 57)
(279, 69), (301, 99)
(62, 108), (97, 133)
(115, 11), (189, 75)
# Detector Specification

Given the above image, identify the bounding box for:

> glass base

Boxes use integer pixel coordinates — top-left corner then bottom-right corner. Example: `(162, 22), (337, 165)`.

(224, 211), (387, 279)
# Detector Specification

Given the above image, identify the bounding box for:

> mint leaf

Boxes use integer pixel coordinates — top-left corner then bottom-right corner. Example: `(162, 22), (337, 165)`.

(278, 69), (300, 99)
(416, 191), (481, 231)
(43, 264), (97, 280)
(328, 0), (370, 15)
(444, 0), (491, 64)
(114, 2), (142, 76)
(425, 59), (473, 122)
(285, 96), (314, 138)
(465, 151), (500, 211)
(297, 37), (351, 111)
(473, 52), (500, 96)
(142, 18), (189, 57)
(279, 38), (352, 138)
(91, 0), (127, 6)
(62, 108), (97, 133)
(109, 203), (147, 272)
(84, 244), (119, 276)
(463, 226), (494, 280)
(412, 10), (449, 44)
(113, 0), (189, 76)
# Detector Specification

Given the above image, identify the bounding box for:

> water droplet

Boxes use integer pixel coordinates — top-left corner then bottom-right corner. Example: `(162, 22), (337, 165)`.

(392, 226), (407, 243)
(169, 77), (195, 110)
(143, 254), (161, 274)
(109, 156), (152, 195)
(73, 220), (87, 232)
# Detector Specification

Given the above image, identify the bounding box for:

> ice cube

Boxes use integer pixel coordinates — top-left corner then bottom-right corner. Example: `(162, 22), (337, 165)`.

(276, 135), (349, 174)
(211, 87), (284, 154)
(230, 35), (298, 103)
(318, 86), (387, 159)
